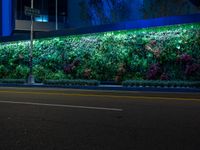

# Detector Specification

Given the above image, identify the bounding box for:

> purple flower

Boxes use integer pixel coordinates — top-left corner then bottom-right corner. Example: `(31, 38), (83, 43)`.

(180, 54), (192, 63)
(147, 63), (161, 80)
(64, 64), (74, 73)
(72, 59), (81, 66)
(160, 73), (169, 80)
(150, 40), (157, 45)
(185, 64), (200, 76)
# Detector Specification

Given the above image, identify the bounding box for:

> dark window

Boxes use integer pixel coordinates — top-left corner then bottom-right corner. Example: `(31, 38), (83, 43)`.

(16, 0), (67, 23)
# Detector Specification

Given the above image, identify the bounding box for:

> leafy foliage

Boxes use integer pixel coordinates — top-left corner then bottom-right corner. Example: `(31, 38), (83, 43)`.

(44, 79), (99, 86)
(0, 23), (200, 82)
(0, 79), (26, 84)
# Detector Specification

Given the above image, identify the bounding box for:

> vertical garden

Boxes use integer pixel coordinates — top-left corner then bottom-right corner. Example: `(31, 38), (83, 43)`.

(0, 23), (200, 84)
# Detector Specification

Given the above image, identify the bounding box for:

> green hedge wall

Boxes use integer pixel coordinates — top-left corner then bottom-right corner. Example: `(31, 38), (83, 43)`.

(0, 23), (200, 82)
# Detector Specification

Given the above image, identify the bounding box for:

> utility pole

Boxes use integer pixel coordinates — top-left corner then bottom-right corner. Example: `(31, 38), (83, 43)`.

(24, 1), (40, 84)
(28, 0), (35, 84)
(56, 0), (58, 30)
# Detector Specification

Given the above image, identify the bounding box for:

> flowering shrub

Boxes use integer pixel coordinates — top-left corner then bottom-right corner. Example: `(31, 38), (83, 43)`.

(185, 64), (200, 76)
(83, 68), (92, 79)
(146, 63), (161, 80)
(0, 23), (200, 82)
(180, 54), (193, 63)
(160, 73), (169, 80)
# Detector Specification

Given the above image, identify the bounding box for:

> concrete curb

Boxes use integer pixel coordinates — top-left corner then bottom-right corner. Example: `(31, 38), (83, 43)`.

(0, 83), (199, 93)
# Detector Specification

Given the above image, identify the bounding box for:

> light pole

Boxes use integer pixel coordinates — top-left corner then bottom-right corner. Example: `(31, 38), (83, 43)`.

(56, 0), (58, 30)
(28, 0), (35, 84)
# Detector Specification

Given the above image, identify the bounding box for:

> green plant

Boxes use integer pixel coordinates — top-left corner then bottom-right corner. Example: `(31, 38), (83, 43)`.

(122, 80), (200, 88)
(0, 23), (200, 83)
(43, 79), (100, 86)
(0, 79), (26, 84)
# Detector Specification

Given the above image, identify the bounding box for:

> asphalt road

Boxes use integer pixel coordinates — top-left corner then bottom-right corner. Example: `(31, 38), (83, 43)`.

(0, 87), (200, 150)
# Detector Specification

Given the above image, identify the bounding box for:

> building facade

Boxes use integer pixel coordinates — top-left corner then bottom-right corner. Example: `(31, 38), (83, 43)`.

(68, 0), (200, 28)
(0, 0), (200, 37)
(15, 0), (68, 32)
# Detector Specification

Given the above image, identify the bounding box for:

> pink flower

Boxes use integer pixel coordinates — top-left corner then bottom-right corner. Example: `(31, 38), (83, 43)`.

(84, 69), (91, 78)
(150, 40), (157, 45)
(154, 49), (161, 58)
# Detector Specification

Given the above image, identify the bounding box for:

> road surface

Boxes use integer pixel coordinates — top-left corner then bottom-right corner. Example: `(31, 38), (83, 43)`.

(0, 87), (199, 150)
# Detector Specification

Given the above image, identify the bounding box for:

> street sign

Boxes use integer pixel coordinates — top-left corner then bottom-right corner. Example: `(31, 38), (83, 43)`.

(24, 6), (40, 17)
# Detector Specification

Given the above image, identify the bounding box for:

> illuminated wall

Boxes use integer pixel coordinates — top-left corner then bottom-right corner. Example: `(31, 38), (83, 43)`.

(68, 0), (200, 28)
(69, 0), (144, 27)
(0, 0), (2, 35)
(143, 0), (199, 19)
(0, 0), (13, 36)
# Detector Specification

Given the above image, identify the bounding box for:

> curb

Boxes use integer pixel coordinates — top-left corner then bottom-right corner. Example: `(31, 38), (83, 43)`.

(0, 84), (199, 93)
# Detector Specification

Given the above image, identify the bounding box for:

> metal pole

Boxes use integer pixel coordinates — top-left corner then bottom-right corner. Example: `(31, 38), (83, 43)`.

(56, 0), (58, 30)
(28, 0), (35, 84)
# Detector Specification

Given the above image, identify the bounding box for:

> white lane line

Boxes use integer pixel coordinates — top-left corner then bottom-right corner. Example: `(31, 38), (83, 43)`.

(0, 100), (123, 112)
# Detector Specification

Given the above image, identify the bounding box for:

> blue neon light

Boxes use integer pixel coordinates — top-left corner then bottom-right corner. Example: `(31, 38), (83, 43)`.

(89, 13), (200, 34)
(2, 0), (12, 36)
(35, 15), (49, 22)
(0, 0), (2, 36)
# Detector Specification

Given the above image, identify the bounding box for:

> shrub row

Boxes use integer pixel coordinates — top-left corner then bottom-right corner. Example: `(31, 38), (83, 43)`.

(0, 79), (199, 88)
(43, 79), (100, 86)
(0, 79), (26, 84)
(122, 80), (200, 88)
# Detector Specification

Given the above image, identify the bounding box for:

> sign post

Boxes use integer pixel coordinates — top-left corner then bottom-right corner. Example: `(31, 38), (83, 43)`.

(24, 2), (40, 84)
(24, 6), (40, 17)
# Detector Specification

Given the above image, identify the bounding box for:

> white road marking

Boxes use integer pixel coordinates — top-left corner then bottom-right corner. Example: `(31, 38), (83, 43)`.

(0, 100), (123, 112)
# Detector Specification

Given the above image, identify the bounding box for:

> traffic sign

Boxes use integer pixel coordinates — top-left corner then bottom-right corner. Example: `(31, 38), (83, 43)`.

(24, 6), (40, 17)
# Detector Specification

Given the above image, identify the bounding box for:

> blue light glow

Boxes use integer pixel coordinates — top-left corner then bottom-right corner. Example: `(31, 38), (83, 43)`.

(2, 0), (12, 36)
(35, 15), (49, 22)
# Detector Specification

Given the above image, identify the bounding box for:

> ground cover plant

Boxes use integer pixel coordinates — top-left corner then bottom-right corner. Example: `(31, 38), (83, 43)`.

(0, 23), (200, 83)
